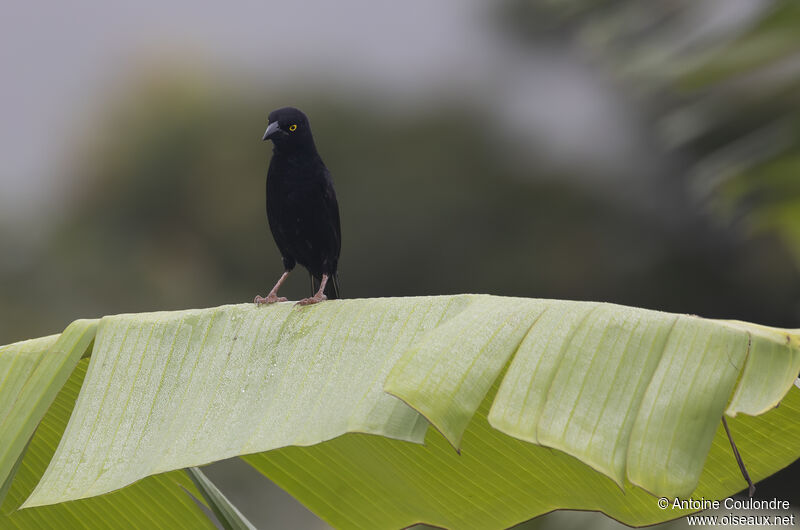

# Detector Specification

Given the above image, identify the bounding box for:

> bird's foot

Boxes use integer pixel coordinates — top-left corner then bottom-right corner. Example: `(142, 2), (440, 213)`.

(254, 294), (288, 305)
(295, 293), (328, 307)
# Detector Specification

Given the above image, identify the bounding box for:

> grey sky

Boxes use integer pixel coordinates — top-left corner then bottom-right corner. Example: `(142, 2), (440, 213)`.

(0, 0), (764, 217)
(1, 1), (483, 209)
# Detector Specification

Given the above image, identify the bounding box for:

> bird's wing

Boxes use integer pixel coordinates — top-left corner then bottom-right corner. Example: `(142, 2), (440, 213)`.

(322, 168), (341, 260)
(301, 166), (340, 274)
(266, 164), (294, 262)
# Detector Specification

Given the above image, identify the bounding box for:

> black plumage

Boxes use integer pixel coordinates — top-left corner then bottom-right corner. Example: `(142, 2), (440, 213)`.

(254, 107), (341, 306)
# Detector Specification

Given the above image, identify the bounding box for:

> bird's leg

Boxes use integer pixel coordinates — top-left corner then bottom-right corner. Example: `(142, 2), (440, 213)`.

(296, 274), (329, 306)
(254, 271), (290, 305)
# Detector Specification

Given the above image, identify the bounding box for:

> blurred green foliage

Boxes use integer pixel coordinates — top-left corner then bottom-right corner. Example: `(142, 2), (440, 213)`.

(3, 76), (800, 332)
(500, 0), (800, 274)
(3, 63), (799, 345)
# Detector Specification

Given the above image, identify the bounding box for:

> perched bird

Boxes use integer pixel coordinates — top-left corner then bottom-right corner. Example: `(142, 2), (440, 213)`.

(255, 107), (341, 306)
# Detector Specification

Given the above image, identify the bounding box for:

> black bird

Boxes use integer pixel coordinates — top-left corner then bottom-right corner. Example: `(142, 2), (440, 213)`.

(254, 107), (341, 306)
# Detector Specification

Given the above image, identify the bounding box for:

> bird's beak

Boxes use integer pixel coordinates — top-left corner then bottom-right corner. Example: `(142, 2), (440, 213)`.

(262, 121), (282, 141)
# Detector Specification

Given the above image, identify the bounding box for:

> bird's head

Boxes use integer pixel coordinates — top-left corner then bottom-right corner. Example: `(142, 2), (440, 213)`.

(262, 107), (314, 150)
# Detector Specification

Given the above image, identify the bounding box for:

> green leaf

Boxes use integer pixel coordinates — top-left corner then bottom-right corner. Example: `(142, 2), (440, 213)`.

(24, 298), (435, 507)
(385, 296), (537, 450)
(8, 295), (800, 527)
(1, 358), (214, 529)
(244, 382), (800, 529)
(679, 0), (800, 88)
(722, 320), (800, 415)
(386, 301), (799, 497)
(0, 441), (27, 510)
(186, 467), (256, 530)
(0, 319), (97, 503)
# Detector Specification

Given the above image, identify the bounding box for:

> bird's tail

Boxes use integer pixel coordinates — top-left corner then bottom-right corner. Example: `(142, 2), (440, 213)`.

(311, 273), (340, 300)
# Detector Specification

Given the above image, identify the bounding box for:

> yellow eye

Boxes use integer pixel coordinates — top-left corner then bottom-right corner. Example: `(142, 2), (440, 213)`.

(289, 124), (297, 132)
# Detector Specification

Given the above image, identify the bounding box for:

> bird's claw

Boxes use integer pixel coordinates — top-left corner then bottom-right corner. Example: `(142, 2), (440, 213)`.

(254, 294), (288, 305)
(295, 293), (327, 307)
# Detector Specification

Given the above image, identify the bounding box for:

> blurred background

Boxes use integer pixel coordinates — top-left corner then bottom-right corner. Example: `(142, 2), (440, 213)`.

(2, 0), (799, 527)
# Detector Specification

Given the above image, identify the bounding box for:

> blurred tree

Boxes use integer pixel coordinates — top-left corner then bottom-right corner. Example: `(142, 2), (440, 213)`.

(497, 0), (800, 267)
(2, 53), (799, 341)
